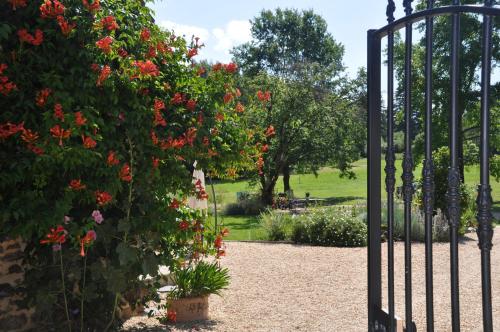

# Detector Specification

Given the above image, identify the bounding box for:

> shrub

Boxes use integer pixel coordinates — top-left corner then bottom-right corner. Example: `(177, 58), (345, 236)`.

(260, 209), (294, 241)
(432, 210), (451, 242)
(382, 203), (455, 242)
(491, 154), (500, 182)
(291, 207), (367, 247)
(0, 1), (250, 329)
(416, 147), (476, 227)
(223, 194), (265, 216)
(415, 146), (479, 237)
(393, 131), (405, 153)
(290, 217), (310, 243)
(223, 202), (246, 215)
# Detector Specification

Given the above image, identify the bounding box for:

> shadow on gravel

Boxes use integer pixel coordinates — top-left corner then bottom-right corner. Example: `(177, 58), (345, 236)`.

(459, 234), (477, 243)
(124, 320), (219, 332)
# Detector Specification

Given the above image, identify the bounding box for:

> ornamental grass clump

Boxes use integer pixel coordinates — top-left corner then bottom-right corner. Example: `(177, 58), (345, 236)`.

(169, 261), (230, 300)
(260, 209), (294, 241)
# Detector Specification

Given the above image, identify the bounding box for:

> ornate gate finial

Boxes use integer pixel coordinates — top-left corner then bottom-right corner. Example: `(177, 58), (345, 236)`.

(403, 0), (413, 15)
(387, 0), (396, 23)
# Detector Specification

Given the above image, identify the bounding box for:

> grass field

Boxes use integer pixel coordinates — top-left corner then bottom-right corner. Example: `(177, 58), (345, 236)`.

(217, 215), (264, 241)
(211, 159), (500, 241)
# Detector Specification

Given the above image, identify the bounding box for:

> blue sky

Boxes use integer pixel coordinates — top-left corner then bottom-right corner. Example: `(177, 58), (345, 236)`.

(149, 0), (406, 78)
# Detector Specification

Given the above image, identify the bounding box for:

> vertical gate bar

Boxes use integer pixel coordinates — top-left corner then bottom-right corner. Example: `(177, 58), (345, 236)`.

(402, 1), (414, 331)
(423, 1), (435, 331)
(385, 29), (396, 332)
(386, 38), (396, 332)
(367, 29), (382, 332)
(477, 1), (494, 331)
(448, 1), (461, 331)
(385, 3), (396, 331)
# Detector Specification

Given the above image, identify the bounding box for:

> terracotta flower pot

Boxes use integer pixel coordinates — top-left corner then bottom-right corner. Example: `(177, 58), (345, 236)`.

(168, 295), (209, 322)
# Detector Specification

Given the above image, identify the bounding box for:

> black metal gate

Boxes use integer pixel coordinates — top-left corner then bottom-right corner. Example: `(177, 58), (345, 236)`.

(367, 1), (498, 331)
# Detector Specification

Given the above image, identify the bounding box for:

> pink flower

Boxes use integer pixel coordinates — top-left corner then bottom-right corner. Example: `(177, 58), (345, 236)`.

(91, 210), (103, 224)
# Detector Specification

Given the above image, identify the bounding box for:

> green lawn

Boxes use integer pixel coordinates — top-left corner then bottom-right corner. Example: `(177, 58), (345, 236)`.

(211, 159), (500, 240)
(212, 159), (500, 207)
(216, 215), (265, 241)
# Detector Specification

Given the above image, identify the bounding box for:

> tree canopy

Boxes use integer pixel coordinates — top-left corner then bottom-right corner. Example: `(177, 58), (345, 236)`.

(394, 0), (500, 177)
(233, 8), (345, 81)
(232, 8), (365, 204)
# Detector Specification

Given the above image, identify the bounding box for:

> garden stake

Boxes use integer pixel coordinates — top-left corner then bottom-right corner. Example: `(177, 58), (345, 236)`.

(59, 249), (72, 332)
(80, 254), (87, 332)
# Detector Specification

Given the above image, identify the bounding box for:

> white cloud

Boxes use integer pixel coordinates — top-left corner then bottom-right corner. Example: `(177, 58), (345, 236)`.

(159, 20), (210, 43)
(212, 20), (252, 55)
(158, 20), (252, 62)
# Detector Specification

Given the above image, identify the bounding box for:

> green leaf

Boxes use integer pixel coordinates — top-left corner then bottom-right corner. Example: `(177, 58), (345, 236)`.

(116, 243), (137, 266)
(106, 268), (127, 293)
(117, 219), (131, 233)
(141, 253), (159, 277)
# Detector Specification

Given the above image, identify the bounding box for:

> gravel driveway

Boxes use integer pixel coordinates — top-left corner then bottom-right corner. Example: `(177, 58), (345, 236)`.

(124, 231), (499, 331)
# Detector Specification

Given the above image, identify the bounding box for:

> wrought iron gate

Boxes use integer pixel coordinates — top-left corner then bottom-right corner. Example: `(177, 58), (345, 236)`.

(367, 1), (499, 331)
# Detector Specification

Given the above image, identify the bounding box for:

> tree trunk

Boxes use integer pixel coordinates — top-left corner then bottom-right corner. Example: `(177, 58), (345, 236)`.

(261, 182), (275, 206)
(283, 163), (291, 193)
(260, 173), (278, 206)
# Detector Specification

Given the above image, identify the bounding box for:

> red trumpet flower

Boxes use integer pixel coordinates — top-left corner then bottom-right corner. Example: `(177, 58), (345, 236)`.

(40, 225), (67, 245)
(95, 190), (112, 206)
(50, 125), (71, 146)
(69, 179), (86, 190)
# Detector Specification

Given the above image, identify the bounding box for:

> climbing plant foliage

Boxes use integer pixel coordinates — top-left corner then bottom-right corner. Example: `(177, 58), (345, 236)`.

(0, 0), (251, 329)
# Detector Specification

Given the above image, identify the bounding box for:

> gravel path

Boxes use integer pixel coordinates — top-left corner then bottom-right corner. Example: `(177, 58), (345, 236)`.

(124, 232), (499, 331)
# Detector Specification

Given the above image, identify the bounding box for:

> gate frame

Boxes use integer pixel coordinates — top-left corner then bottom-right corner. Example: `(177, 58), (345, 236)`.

(367, 2), (499, 331)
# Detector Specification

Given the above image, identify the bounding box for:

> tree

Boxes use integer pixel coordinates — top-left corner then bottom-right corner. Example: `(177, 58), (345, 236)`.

(232, 8), (344, 80)
(340, 67), (368, 158)
(393, 0), (500, 180)
(233, 8), (364, 204)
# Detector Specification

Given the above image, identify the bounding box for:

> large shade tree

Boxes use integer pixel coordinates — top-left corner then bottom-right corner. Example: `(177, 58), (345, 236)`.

(232, 8), (365, 204)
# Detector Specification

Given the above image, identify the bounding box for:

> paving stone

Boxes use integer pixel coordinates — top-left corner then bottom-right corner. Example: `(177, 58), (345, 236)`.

(0, 313), (27, 331)
(8, 264), (23, 274)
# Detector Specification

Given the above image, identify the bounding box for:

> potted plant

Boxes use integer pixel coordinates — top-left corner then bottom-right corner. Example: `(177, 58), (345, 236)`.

(166, 261), (230, 322)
